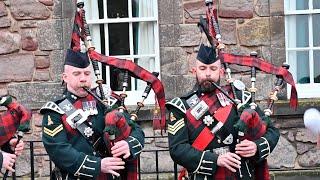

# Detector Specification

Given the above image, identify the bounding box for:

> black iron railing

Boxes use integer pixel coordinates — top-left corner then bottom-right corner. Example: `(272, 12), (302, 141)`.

(3, 137), (320, 179)
(2, 136), (178, 180)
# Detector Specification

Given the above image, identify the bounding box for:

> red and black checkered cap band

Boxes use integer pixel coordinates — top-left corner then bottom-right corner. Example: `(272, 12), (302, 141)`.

(89, 51), (166, 130)
(220, 52), (298, 110)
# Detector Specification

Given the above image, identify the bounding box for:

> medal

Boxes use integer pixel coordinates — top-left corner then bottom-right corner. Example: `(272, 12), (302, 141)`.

(203, 115), (214, 126)
(83, 101), (98, 115)
(84, 127), (94, 137)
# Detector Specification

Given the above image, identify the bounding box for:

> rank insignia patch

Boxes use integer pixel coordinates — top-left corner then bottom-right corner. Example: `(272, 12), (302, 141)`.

(170, 112), (177, 121)
(44, 124), (63, 137)
(47, 115), (53, 126)
(168, 118), (185, 135)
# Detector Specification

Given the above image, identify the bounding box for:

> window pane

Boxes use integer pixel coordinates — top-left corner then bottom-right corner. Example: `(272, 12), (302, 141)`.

(289, 51), (310, 84)
(287, 0), (309, 10)
(287, 15), (309, 48)
(107, 0), (128, 18)
(314, 51), (320, 83)
(110, 67), (132, 91)
(133, 22), (155, 55)
(313, 14), (320, 47)
(314, 0), (320, 9)
(132, 0), (155, 17)
(108, 23), (129, 56)
(134, 57), (155, 90)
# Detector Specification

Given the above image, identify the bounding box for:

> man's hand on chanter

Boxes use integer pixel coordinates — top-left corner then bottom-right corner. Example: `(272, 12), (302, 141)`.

(100, 157), (125, 177)
(217, 152), (241, 172)
(9, 138), (25, 156)
(2, 151), (17, 172)
(235, 139), (257, 158)
(111, 140), (130, 159)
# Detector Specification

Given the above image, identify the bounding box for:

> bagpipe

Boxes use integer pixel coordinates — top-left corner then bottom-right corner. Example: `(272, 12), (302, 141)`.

(197, 0), (298, 179)
(198, 0), (298, 136)
(69, 1), (166, 178)
(65, 0), (166, 179)
(73, 0), (166, 128)
(0, 95), (31, 179)
(74, 0), (165, 133)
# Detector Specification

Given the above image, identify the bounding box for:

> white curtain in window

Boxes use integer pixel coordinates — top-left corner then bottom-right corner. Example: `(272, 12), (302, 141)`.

(137, 0), (155, 90)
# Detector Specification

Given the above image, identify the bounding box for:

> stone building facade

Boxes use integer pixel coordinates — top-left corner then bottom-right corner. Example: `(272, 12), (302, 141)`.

(0, 0), (320, 178)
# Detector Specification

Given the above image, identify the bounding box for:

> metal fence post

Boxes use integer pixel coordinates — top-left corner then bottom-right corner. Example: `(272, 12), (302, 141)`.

(30, 141), (34, 180)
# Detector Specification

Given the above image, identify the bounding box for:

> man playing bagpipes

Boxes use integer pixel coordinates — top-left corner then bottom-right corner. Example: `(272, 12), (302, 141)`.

(166, 0), (299, 179)
(166, 43), (284, 180)
(41, 49), (147, 179)
(0, 95), (31, 173)
(41, 0), (167, 179)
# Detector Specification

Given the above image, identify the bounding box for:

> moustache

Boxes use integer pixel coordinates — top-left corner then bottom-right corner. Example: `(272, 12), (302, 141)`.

(200, 79), (214, 86)
(79, 84), (90, 89)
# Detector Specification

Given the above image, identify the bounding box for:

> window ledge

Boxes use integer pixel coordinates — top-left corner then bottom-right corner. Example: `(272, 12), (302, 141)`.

(125, 104), (157, 121)
(272, 98), (320, 116)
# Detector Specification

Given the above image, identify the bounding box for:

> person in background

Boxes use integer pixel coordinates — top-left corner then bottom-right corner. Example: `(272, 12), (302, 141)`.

(0, 95), (29, 172)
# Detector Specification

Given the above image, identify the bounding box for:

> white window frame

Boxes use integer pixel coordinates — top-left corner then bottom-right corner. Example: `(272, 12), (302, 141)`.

(84, 0), (161, 105)
(284, 0), (320, 98)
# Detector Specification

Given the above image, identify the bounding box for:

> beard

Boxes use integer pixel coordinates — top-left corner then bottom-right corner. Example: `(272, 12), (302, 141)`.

(198, 79), (220, 93)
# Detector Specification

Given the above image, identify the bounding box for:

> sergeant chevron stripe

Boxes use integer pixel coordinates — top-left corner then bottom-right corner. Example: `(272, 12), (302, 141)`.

(168, 118), (185, 135)
(44, 124), (63, 137)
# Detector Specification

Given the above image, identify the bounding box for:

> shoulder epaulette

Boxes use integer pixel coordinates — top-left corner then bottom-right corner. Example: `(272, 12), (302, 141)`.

(40, 101), (65, 115)
(166, 97), (187, 114)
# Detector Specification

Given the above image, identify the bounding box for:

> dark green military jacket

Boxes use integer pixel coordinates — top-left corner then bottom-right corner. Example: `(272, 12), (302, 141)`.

(166, 85), (280, 180)
(41, 90), (144, 179)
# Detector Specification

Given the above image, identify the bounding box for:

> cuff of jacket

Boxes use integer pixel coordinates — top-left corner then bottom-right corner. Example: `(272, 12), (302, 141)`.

(192, 151), (218, 176)
(254, 137), (271, 162)
(125, 136), (143, 159)
(74, 155), (101, 179)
